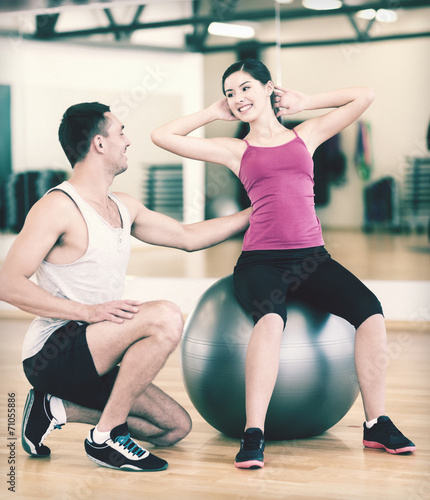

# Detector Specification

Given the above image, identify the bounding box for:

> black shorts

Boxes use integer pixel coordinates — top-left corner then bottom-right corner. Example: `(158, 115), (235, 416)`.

(22, 321), (118, 411)
(233, 246), (383, 330)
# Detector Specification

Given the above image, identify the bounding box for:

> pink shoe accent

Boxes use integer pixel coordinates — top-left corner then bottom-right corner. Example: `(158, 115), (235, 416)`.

(234, 459), (264, 469)
(363, 440), (416, 454)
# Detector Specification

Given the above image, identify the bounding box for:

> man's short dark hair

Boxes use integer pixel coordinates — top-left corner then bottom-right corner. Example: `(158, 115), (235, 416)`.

(58, 102), (111, 168)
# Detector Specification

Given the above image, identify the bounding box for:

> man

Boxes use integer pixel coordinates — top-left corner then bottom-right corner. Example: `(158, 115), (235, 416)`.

(0, 102), (251, 472)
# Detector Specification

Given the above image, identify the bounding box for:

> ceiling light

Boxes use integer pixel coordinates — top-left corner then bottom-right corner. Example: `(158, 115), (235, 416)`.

(302, 0), (343, 10)
(208, 22), (255, 39)
(356, 9), (376, 20)
(376, 9), (398, 23)
(275, 0), (294, 3)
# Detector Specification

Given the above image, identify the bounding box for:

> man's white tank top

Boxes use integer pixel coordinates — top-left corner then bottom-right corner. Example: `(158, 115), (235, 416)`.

(22, 181), (131, 360)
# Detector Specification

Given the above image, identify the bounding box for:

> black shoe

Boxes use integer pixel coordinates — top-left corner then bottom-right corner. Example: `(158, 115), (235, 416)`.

(234, 428), (265, 469)
(363, 416), (416, 454)
(84, 423), (168, 471)
(21, 389), (63, 457)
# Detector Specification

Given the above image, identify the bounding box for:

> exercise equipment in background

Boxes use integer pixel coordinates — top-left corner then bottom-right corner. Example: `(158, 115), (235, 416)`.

(355, 120), (373, 182)
(363, 176), (401, 233)
(142, 164), (183, 221)
(0, 170), (67, 233)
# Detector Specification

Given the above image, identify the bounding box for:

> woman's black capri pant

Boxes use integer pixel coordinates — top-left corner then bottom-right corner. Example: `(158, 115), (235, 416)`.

(233, 246), (383, 330)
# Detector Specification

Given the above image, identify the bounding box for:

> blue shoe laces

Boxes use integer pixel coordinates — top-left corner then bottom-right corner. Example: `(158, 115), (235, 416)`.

(114, 433), (146, 457)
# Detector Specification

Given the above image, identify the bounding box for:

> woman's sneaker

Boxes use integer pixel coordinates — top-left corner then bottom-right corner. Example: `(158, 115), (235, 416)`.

(234, 428), (265, 469)
(363, 416), (416, 454)
(21, 389), (63, 457)
(84, 422), (168, 471)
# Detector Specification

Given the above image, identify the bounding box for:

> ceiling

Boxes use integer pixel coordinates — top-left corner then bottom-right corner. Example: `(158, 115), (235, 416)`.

(0, 0), (429, 53)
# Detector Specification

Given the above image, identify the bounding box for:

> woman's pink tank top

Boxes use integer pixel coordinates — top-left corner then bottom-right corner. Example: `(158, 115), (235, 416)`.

(239, 129), (324, 251)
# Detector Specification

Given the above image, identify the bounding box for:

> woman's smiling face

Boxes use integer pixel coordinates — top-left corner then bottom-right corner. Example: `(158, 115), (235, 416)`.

(224, 70), (271, 122)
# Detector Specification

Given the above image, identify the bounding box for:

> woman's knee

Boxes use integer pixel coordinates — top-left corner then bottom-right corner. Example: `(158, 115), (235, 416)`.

(353, 294), (384, 330)
(254, 312), (285, 332)
(356, 312), (385, 333)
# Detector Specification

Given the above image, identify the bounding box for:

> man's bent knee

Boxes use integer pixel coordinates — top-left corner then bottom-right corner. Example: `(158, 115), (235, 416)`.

(146, 300), (184, 347)
(156, 300), (183, 328)
(155, 410), (192, 447)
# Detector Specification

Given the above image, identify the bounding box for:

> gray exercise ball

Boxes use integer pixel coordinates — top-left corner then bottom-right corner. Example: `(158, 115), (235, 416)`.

(181, 274), (359, 441)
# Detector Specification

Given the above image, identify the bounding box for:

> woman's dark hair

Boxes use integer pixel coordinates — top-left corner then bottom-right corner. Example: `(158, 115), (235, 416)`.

(58, 102), (111, 168)
(222, 58), (276, 110)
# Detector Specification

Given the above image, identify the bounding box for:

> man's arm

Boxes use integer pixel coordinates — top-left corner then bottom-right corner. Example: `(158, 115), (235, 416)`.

(0, 193), (140, 324)
(118, 193), (251, 252)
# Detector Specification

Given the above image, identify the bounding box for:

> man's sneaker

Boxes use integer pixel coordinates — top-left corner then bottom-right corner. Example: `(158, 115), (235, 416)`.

(234, 428), (265, 469)
(84, 423), (168, 471)
(21, 389), (63, 457)
(363, 416), (416, 454)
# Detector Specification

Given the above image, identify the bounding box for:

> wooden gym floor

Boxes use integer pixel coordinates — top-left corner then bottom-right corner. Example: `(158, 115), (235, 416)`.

(0, 229), (429, 499)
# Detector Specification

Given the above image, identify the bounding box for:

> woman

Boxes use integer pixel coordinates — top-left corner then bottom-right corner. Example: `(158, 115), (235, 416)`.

(151, 59), (415, 469)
